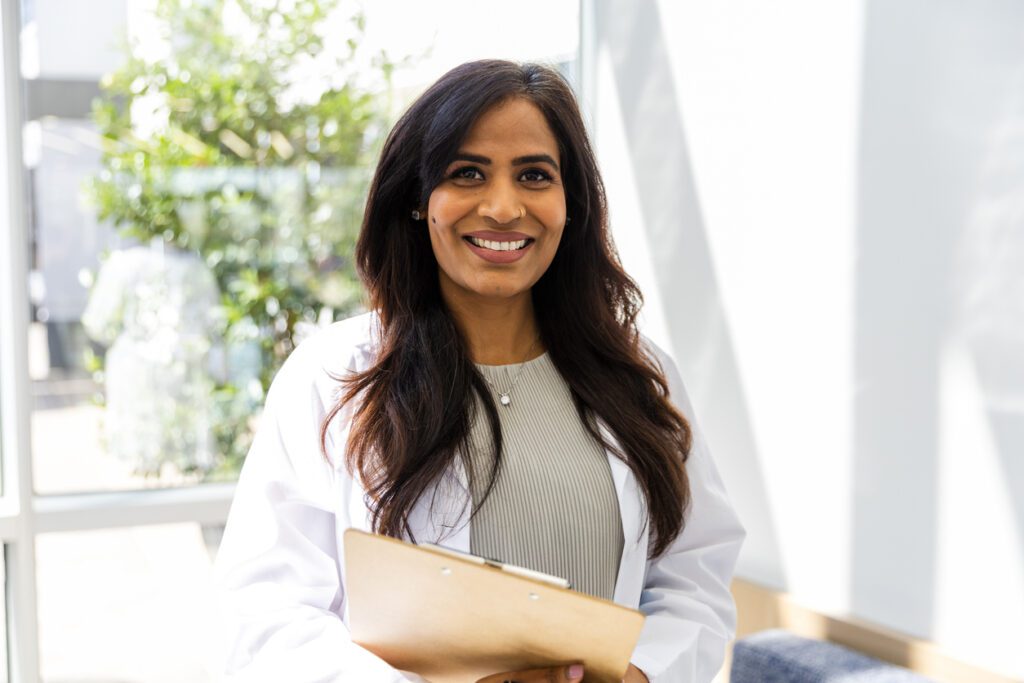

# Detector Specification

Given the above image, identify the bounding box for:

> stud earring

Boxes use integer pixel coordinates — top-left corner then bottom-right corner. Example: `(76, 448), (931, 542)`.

(411, 210), (422, 220)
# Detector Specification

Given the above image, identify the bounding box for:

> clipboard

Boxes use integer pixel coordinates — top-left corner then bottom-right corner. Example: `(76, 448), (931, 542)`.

(344, 528), (646, 683)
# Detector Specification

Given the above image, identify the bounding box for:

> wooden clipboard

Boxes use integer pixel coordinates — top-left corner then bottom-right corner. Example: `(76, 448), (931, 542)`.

(344, 529), (645, 683)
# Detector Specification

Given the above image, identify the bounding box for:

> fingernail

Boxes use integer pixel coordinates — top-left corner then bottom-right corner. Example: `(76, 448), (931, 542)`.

(568, 664), (584, 679)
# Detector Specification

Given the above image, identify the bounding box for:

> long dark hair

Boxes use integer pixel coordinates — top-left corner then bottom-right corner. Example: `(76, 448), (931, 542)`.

(322, 60), (692, 558)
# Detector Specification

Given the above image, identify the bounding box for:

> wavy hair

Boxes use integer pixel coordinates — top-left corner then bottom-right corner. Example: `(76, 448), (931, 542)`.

(322, 60), (692, 558)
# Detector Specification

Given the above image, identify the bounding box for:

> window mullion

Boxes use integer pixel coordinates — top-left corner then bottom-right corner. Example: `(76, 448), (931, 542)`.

(33, 484), (235, 534)
(0, 0), (41, 679)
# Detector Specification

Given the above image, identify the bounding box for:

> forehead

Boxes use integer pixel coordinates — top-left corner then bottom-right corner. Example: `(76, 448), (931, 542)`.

(460, 97), (560, 161)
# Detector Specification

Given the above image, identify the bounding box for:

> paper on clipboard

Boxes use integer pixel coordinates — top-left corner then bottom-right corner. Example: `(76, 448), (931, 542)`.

(344, 528), (645, 683)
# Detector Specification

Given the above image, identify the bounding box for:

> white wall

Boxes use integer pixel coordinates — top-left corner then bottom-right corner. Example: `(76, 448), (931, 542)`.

(589, 0), (1024, 678)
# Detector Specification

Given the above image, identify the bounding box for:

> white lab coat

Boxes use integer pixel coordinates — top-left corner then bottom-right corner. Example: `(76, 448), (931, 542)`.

(215, 312), (746, 682)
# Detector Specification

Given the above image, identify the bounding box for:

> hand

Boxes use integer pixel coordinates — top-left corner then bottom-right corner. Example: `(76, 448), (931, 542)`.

(476, 663), (584, 683)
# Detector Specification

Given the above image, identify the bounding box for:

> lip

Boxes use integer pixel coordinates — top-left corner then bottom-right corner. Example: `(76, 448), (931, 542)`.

(463, 230), (533, 241)
(463, 236), (534, 264)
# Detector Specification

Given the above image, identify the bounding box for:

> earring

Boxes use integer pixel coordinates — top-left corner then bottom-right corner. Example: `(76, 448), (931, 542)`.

(566, 216), (571, 225)
(411, 210), (422, 220)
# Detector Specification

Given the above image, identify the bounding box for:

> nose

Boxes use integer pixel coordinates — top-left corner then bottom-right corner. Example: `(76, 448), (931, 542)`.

(477, 178), (523, 224)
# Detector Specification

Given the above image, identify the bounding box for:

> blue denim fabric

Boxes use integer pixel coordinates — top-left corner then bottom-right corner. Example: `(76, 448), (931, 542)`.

(730, 629), (936, 683)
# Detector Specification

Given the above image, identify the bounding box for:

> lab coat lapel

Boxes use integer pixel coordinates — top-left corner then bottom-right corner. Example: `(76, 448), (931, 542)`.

(599, 419), (649, 608)
(346, 456), (472, 552)
(404, 451), (472, 553)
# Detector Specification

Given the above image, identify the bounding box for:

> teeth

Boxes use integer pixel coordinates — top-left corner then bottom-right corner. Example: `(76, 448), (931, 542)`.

(467, 236), (529, 251)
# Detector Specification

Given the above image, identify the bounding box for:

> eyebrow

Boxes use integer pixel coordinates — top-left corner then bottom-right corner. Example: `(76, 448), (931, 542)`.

(452, 152), (560, 171)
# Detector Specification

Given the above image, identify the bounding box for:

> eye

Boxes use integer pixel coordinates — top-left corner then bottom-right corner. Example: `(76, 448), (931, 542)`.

(520, 168), (553, 184)
(448, 165), (484, 182)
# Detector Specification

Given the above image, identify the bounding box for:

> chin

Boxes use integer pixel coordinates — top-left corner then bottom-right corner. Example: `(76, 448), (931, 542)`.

(467, 279), (532, 299)
(476, 287), (529, 300)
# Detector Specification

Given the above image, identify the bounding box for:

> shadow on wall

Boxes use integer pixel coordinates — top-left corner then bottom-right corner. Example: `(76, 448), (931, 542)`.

(595, 0), (1024, 651)
(853, 0), (1024, 639)
(952, 26), (1024, 615)
(595, 0), (787, 590)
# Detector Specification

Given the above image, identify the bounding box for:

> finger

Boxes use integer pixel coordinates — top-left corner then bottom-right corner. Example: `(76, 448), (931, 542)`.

(561, 664), (585, 681)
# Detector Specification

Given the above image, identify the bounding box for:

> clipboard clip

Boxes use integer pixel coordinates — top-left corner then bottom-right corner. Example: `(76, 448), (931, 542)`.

(419, 543), (572, 590)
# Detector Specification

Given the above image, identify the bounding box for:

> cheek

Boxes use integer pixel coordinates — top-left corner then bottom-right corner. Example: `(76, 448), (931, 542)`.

(426, 187), (464, 228)
(536, 193), (567, 231)
(425, 192), (456, 257)
(538, 204), (567, 247)
(426, 226), (459, 273)
(541, 227), (565, 262)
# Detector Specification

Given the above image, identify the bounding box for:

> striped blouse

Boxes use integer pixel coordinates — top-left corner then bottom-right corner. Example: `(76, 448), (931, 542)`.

(466, 352), (624, 600)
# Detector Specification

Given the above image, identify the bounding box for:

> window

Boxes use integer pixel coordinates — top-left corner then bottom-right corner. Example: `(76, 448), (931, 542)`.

(1, 0), (580, 679)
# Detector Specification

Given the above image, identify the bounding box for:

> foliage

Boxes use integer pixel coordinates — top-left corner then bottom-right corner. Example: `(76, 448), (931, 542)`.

(88, 0), (392, 477)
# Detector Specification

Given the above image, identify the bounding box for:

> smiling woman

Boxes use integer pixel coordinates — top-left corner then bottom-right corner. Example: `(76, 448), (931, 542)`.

(215, 60), (745, 683)
(424, 97), (567, 329)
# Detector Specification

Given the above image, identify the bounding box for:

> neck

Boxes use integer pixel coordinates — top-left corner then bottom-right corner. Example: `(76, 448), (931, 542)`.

(442, 288), (543, 365)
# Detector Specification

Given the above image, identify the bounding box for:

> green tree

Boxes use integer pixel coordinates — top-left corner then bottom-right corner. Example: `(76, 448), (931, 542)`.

(88, 0), (392, 478)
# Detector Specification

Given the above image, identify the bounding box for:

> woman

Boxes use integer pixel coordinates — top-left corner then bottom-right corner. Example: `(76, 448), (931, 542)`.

(215, 60), (745, 683)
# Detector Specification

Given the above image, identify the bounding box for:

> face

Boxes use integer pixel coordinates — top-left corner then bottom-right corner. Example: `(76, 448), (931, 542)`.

(425, 97), (567, 307)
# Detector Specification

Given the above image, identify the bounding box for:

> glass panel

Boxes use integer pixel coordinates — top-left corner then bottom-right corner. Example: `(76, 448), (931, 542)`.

(36, 523), (220, 682)
(24, 0), (580, 494)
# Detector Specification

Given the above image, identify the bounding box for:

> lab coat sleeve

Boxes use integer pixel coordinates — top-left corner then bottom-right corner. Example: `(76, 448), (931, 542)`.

(630, 347), (746, 683)
(213, 332), (427, 682)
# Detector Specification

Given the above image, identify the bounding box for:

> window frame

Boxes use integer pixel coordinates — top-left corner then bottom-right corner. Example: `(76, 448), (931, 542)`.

(0, 4), (236, 679)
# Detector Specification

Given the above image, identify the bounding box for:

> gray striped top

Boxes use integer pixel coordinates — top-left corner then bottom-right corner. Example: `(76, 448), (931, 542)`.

(466, 352), (624, 600)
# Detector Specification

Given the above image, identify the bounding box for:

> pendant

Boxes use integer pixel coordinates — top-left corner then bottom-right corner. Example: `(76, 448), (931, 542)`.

(499, 393), (512, 407)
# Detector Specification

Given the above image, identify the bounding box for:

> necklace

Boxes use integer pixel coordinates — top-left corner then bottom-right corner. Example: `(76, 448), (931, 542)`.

(481, 335), (541, 408)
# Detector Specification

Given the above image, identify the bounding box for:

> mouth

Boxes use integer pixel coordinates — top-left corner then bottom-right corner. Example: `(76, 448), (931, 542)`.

(461, 235), (536, 264)
(462, 236), (534, 252)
